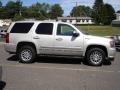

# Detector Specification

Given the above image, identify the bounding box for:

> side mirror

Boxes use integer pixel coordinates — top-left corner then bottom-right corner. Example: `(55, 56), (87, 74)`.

(73, 31), (79, 37)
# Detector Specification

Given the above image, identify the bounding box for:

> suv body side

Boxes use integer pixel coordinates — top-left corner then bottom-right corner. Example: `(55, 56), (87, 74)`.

(5, 21), (116, 66)
(5, 21), (85, 56)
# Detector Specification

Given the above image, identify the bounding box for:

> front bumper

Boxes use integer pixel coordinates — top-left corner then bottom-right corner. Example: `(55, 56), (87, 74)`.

(107, 47), (116, 61)
(106, 57), (115, 61)
(115, 45), (120, 50)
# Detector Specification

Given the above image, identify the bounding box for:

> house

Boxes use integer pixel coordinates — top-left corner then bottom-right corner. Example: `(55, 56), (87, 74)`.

(0, 19), (12, 27)
(112, 13), (120, 27)
(0, 20), (3, 27)
(57, 17), (94, 24)
(116, 13), (120, 20)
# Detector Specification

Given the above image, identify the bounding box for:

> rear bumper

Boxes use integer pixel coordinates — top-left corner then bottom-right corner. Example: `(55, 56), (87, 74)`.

(4, 43), (16, 54)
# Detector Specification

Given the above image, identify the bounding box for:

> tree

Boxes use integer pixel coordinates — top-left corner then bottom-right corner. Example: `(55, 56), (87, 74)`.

(50, 4), (63, 19)
(92, 0), (116, 25)
(70, 5), (92, 17)
(0, 1), (2, 7)
(0, 1), (9, 19)
(0, 1), (64, 20)
(101, 4), (116, 25)
(5, 1), (17, 18)
(22, 2), (51, 20)
(3, 0), (23, 19)
(0, 7), (9, 19)
(15, 0), (22, 16)
(37, 3), (51, 19)
(0, 1), (5, 19)
(92, 0), (104, 24)
(12, 14), (24, 21)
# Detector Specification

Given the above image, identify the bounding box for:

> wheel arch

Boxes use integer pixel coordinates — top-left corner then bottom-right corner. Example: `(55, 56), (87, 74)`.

(17, 41), (37, 54)
(85, 45), (108, 57)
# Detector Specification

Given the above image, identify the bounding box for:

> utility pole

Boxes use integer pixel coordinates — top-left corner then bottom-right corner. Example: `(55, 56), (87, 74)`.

(16, 0), (22, 16)
(72, 2), (79, 17)
(72, 2), (81, 24)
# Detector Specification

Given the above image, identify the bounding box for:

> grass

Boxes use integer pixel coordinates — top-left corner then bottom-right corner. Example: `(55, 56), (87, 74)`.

(76, 25), (120, 36)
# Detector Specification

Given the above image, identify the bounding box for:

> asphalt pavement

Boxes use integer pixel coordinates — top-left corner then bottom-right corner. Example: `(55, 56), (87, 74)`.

(0, 42), (120, 90)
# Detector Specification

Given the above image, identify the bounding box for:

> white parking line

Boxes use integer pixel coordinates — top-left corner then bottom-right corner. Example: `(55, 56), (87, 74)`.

(0, 64), (119, 73)
(118, 71), (120, 73)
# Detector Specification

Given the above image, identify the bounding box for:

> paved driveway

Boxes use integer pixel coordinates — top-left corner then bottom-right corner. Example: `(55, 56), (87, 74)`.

(0, 43), (120, 90)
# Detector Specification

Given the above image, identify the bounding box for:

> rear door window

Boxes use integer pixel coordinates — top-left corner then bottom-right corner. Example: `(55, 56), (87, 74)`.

(10, 23), (34, 33)
(36, 23), (53, 35)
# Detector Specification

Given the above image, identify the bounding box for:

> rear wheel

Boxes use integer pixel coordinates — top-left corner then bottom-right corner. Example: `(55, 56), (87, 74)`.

(86, 48), (105, 66)
(18, 45), (36, 63)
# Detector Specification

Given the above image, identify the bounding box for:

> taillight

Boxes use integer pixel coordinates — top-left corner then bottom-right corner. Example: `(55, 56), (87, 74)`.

(6, 33), (9, 43)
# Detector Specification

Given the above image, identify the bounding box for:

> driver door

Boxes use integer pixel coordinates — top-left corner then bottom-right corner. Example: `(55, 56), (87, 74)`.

(53, 24), (83, 56)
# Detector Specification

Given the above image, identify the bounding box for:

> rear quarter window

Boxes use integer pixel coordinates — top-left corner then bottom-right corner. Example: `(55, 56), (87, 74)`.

(10, 23), (34, 33)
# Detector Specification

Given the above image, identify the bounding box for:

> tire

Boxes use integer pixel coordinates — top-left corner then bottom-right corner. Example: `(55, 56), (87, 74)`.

(17, 45), (36, 63)
(86, 48), (105, 66)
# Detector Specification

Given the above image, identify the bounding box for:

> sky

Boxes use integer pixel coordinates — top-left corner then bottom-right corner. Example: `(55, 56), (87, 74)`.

(1, 0), (120, 16)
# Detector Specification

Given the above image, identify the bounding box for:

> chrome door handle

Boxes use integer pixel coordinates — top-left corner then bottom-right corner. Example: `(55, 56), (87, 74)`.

(33, 36), (40, 39)
(56, 38), (63, 41)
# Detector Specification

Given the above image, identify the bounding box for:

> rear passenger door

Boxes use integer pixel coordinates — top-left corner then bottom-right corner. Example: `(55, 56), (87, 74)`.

(35, 23), (54, 54)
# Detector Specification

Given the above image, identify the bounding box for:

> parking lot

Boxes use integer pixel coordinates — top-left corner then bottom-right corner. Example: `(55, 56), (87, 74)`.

(0, 42), (120, 90)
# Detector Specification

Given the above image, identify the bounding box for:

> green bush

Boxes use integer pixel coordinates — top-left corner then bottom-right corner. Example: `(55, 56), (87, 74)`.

(12, 14), (24, 21)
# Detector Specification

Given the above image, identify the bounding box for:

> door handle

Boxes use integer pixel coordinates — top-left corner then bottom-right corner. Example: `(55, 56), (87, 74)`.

(33, 36), (40, 39)
(56, 38), (63, 41)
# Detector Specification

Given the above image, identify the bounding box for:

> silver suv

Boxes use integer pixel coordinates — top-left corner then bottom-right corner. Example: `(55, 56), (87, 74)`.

(5, 21), (116, 66)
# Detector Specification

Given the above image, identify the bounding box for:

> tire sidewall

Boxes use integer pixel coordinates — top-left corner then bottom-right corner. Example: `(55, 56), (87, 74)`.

(86, 48), (105, 66)
(18, 46), (36, 63)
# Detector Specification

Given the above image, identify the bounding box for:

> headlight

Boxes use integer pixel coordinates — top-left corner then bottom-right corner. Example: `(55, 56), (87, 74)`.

(110, 40), (115, 47)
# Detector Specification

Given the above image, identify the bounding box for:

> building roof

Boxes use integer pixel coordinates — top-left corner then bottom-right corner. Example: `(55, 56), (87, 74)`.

(12, 20), (68, 24)
(116, 13), (120, 15)
(57, 17), (93, 20)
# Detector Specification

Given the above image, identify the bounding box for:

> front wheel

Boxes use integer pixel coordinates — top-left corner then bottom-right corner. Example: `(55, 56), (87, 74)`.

(86, 48), (105, 66)
(17, 45), (36, 63)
